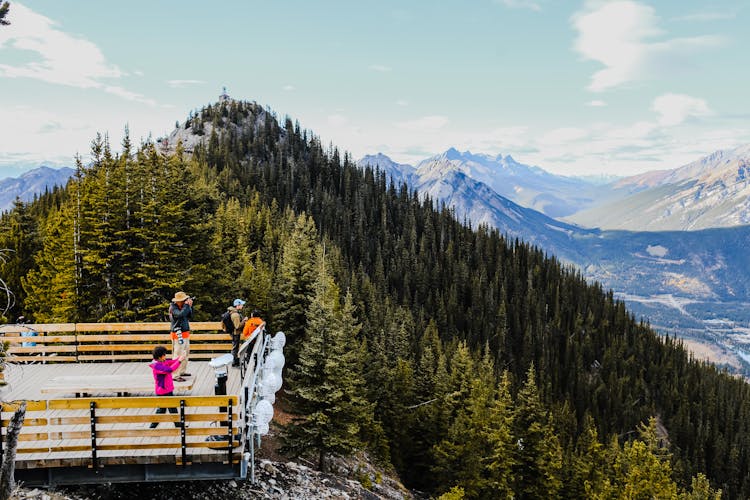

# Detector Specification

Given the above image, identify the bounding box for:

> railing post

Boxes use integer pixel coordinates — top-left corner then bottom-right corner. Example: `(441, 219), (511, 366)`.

(180, 399), (187, 466)
(227, 398), (233, 464)
(89, 401), (98, 469)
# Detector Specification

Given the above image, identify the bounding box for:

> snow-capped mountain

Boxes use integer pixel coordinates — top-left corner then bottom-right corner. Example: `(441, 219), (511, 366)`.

(568, 144), (750, 231)
(360, 149), (608, 218)
(414, 148), (607, 218)
(0, 166), (74, 212)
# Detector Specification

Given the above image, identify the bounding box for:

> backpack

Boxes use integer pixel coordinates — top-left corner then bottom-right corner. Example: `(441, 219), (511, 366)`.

(221, 310), (235, 333)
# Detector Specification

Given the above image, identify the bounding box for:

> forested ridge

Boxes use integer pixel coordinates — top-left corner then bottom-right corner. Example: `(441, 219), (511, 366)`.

(0, 99), (747, 498)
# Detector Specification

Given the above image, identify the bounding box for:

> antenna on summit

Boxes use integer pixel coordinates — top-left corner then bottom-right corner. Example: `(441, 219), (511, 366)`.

(219, 86), (230, 102)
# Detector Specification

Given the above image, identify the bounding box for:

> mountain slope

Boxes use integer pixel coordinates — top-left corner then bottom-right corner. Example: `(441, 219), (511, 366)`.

(360, 149), (608, 218)
(0, 166), (74, 212)
(568, 144), (750, 230)
(6, 98), (750, 497)
(358, 152), (750, 372)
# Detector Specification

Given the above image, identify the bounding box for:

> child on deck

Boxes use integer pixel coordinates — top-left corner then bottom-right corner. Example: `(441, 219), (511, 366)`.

(149, 345), (186, 429)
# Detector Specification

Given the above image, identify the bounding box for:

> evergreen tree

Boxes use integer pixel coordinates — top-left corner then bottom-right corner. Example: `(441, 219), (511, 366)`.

(281, 256), (371, 471)
(0, 198), (39, 319)
(482, 372), (516, 499)
(273, 213), (317, 366)
(512, 364), (563, 499)
(22, 203), (78, 322)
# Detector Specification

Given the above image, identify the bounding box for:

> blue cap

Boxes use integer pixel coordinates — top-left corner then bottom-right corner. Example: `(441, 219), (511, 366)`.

(233, 299), (246, 307)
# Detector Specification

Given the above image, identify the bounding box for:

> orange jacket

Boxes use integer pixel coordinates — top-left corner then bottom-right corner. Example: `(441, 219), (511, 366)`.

(242, 317), (265, 340)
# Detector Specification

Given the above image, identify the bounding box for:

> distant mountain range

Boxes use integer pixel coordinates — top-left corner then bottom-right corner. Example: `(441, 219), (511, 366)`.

(359, 149), (750, 372)
(0, 166), (74, 212)
(567, 144), (750, 231)
(363, 145), (750, 232)
(362, 149), (607, 218)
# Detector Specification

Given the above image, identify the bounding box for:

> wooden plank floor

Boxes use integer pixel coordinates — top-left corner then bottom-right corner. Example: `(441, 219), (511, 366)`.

(2, 361), (244, 468)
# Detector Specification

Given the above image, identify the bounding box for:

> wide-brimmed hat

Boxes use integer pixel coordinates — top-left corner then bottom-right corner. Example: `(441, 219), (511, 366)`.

(172, 291), (190, 302)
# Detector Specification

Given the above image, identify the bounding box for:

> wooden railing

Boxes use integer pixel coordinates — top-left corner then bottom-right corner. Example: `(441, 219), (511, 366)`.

(0, 395), (240, 468)
(0, 322), (230, 363)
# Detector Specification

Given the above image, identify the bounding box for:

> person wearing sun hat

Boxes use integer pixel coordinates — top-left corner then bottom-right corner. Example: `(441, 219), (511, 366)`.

(227, 298), (247, 367)
(169, 291), (193, 381)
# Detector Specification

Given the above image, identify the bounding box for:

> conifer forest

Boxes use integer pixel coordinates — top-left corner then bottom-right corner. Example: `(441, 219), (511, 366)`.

(3, 100), (749, 498)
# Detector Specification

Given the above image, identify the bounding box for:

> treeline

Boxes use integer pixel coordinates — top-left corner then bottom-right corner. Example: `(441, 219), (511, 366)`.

(0, 99), (746, 497)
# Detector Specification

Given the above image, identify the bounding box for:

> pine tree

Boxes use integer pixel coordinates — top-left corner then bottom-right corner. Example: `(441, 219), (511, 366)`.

(22, 203), (79, 322)
(482, 372), (516, 498)
(281, 256), (371, 471)
(0, 198), (39, 319)
(512, 364), (563, 499)
(273, 213), (317, 366)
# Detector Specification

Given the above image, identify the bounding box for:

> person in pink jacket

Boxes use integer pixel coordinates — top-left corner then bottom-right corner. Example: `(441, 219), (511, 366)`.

(149, 345), (186, 429)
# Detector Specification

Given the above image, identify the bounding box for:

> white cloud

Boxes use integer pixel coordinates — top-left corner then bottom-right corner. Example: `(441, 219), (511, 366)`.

(652, 93), (711, 126)
(587, 100), (607, 107)
(396, 99), (409, 107)
(495, 0), (542, 11)
(396, 116), (449, 131)
(675, 12), (736, 22)
(540, 127), (589, 145)
(369, 64), (392, 72)
(572, 1), (725, 92)
(104, 85), (157, 106)
(283, 84), (295, 91)
(0, 3), (154, 105)
(0, 3), (121, 87)
(166, 79), (205, 88)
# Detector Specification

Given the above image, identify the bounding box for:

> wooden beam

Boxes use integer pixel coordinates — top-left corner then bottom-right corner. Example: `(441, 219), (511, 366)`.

(0, 323), (75, 334)
(48, 395), (238, 410)
(7, 346), (77, 354)
(5, 355), (78, 362)
(1, 400), (47, 412)
(0, 335), (77, 343)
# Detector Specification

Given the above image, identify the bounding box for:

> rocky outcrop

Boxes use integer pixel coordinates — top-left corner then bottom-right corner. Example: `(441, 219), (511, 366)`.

(19, 456), (414, 500)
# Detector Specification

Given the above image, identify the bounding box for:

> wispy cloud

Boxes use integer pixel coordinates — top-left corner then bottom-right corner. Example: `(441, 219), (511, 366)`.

(572, 1), (725, 92)
(396, 116), (449, 131)
(105, 85), (157, 106)
(587, 100), (607, 107)
(652, 93), (711, 126)
(166, 79), (205, 88)
(283, 84), (295, 91)
(396, 99), (409, 107)
(675, 12), (736, 22)
(0, 3), (154, 105)
(495, 0), (542, 11)
(369, 64), (392, 72)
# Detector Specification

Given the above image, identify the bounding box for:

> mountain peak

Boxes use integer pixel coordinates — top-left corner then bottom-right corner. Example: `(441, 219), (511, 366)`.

(442, 147), (463, 160)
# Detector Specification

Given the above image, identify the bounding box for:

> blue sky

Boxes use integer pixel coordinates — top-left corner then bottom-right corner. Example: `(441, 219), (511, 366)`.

(0, 0), (748, 179)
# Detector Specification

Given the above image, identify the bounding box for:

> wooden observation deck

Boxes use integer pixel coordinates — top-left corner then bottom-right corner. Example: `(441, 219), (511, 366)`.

(0, 322), (265, 486)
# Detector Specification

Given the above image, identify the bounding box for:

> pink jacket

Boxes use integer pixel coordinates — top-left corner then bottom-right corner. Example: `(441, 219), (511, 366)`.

(150, 358), (181, 395)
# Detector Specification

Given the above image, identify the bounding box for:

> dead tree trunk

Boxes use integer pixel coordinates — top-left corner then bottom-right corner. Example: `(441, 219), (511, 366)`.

(0, 401), (26, 500)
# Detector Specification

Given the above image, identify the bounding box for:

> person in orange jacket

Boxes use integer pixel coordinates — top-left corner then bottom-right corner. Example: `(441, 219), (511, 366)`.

(242, 309), (265, 342)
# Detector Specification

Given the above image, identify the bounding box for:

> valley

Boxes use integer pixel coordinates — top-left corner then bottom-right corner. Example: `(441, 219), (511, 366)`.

(360, 148), (750, 375)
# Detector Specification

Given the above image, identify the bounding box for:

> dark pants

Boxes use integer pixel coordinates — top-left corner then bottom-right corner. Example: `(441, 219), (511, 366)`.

(231, 332), (240, 365)
(150, 391), (182, 428)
